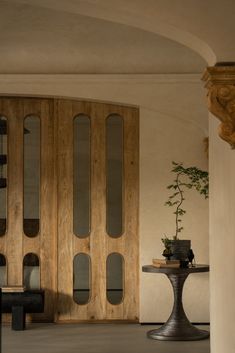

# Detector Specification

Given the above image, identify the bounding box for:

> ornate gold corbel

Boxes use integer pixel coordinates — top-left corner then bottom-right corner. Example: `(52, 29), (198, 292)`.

(202, 65), (235, 148)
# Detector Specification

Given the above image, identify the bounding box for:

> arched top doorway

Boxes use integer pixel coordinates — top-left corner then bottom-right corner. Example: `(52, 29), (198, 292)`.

(0, 96), (139, 322)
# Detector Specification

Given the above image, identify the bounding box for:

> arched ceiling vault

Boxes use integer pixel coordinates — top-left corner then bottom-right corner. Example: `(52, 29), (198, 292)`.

(12, 0), (214, 63)
(0, 0), (226, 74)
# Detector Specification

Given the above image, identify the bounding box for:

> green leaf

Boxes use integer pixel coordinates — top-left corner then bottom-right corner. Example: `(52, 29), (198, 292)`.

(164, 161), (209, 239)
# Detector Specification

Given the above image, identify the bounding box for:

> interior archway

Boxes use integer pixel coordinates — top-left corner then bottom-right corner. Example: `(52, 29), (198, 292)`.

(3, 0), (216, 64)
(0, 0), (211, 347)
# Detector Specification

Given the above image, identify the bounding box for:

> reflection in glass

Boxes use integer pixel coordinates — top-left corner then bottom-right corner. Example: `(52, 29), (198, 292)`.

(0, 116), (7, 236)
(106, 115), (123, 237)
(23, 253), (40, 289)
(73, 253), (91, 305)
(0, 254), (7, 286)
(106, 253), (124, 305)
(24, 116), (40, 237)
(73, 115), (90, 237)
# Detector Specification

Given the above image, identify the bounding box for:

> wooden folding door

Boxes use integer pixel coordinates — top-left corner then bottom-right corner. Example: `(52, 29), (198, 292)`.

(56, 100), (139, 321)
(0, 97), (139, 322)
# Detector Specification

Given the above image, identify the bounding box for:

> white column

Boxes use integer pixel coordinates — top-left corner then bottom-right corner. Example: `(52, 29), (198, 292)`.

(209, 116), (235, 353)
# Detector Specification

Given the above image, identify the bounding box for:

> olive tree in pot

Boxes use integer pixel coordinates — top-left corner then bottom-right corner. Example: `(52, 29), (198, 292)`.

(162, 162), (209, 261)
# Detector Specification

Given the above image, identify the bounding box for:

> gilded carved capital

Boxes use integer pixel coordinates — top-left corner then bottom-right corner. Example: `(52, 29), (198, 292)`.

(202, 65), (235, 148)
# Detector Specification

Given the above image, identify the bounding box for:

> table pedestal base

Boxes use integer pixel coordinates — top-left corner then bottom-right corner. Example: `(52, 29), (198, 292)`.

(147, 273), (209, 341)
(147, 327), (209, 341)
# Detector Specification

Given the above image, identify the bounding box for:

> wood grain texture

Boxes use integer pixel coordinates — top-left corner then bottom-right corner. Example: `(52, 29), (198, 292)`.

(37, 99), (56, 321)
(105, 105), (139, 321)
(88, 103), (106, 320)
(7, 99), (24, 286)
(0, 97), (139, 323)
(57, 101), (139, 322)
(122, 107), (139, 321)
(0, 99), (8, 260)
(57, 100), (74, 320)
(0, 98), (56, 323)
(21, 99), (56, 322)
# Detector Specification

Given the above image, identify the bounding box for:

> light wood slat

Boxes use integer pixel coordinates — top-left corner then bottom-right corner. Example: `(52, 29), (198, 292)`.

(71, 101), (91, 321)
(87, 103), (107, 320)
(0, 99), (8, 259)
(21, 98), (43, 323)
(104, 104), (125, 320)
(39, 99), (56, 321)
(22, 99), (42, 259)
(71, 103), (91, 288)
(123, 107), (139, 320)
(23, 236), (40, 255)
(7, 98), (24, 285)
(104, 105), (139, 321)
(21, 98), (56, 321)
(57, 99), (74, 320)
(73, 237), (90, 255)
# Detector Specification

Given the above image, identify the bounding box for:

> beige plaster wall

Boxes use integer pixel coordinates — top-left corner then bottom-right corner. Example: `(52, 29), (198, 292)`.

(140, 108), (209, 322)
(209, 116), (235, 352)
(0, 74), (209, 322)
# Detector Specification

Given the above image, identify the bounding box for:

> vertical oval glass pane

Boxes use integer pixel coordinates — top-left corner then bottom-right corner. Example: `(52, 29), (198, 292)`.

(0, 116), (7, 236)
(106, 115), (123, 237)
(106, 253), (124, 305)
(73, 115), (91, 237)
(24, 116), (40, 237)
(23, 253), (40, 289)
(0, 254), (7, 286)
(73, 253), (91, 305)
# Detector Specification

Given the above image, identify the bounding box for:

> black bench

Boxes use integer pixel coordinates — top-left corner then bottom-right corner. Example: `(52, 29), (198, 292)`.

(1, 290), (44, 330)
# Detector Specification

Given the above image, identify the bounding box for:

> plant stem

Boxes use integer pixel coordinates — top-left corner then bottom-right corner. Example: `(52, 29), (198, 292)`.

(175, 172), (184, 239)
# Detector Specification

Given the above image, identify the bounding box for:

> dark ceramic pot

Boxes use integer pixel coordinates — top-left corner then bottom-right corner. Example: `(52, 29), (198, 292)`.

(169, 239), (191, 261)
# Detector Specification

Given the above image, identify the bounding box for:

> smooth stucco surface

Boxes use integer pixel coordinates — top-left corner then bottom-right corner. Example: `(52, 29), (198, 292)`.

(209, 117), (235, 353)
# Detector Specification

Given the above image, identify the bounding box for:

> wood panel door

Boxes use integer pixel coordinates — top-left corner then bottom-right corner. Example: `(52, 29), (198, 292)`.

(0, 97), (138, 322)
(0, 97), (56, 322)
(56, 100), (139, 322)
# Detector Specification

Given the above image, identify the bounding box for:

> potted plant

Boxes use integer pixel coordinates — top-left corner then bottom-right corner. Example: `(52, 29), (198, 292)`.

(162, 161), (209, 261)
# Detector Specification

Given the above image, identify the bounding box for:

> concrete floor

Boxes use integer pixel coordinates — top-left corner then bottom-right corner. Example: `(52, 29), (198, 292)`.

(2, 324), (210, 353)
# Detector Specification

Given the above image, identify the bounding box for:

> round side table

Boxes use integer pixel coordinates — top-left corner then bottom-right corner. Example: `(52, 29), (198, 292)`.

(142, 264), (209, 341)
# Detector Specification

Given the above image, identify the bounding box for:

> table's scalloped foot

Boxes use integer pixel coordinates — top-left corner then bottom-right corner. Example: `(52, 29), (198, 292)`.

(147, 327), (210, 341)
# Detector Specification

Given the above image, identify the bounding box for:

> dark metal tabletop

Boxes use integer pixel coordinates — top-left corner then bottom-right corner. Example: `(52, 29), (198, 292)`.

(142, 264), (209, 274)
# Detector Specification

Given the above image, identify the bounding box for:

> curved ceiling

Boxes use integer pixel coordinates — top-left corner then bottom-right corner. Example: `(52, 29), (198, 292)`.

(0, 1), (207, 74)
